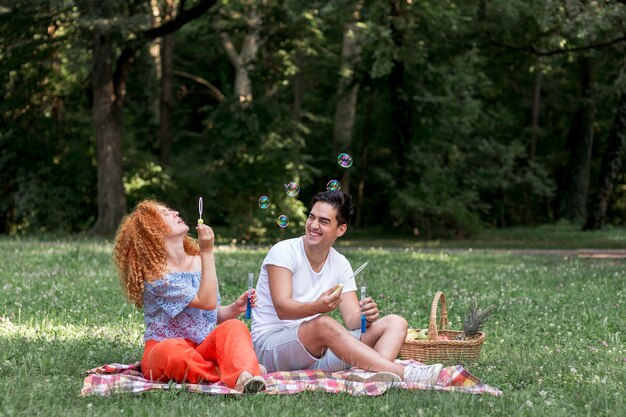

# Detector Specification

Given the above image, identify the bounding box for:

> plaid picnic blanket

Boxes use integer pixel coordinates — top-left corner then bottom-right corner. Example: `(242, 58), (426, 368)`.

(81, 359), (502, 397)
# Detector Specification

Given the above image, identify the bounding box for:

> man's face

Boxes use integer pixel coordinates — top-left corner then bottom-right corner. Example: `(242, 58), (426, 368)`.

(304, 202), (347, 248)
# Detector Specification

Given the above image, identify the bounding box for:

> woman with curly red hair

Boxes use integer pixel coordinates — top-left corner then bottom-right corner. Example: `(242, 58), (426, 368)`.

(113, 199), (265, 393)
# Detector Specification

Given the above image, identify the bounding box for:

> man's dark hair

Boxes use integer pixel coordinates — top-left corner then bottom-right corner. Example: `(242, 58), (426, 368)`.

(310, 190), (355, 225)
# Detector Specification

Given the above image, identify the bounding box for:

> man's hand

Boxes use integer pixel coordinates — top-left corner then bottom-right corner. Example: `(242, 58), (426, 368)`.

(360, 296), (379, 325)
(330, 283), (343, 297)
(315, 285), (343, 313)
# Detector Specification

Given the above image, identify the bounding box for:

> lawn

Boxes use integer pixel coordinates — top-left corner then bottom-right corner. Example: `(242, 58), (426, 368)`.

(0, 236), (624, 416)
(337, 224), (626, 250)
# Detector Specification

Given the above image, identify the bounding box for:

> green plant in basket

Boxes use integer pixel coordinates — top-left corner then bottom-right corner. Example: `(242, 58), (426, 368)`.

(457, 297), (496, 340)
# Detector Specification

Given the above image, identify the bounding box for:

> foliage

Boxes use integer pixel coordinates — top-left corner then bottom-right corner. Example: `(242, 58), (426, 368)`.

(0, 1), (95, 233)
(1, 0), (625, 238)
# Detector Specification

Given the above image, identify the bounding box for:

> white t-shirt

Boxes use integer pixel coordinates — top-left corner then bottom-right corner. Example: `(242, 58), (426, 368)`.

(251, 237), (357, 342)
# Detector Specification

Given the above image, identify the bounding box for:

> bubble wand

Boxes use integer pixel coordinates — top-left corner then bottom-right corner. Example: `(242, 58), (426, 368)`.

(197, 197), (204, 224)
(350, 262), (368, 280)
(245, 272), (254, 319)
(360, 286), (367, 334)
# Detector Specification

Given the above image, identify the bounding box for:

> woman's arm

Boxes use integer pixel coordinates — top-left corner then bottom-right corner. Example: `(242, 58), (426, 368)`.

(188, 224), (218, 310)
(216, 290), (256, 323)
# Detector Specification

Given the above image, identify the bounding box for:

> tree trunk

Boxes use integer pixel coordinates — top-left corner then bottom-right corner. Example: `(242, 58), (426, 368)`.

(559, 58), (595, 223)
(388, 2), (411, 185)
(293, 51), (303, 124)
(523, 70), (543, 224)
(89, 21), (127, 235)
(237, 30), (257, 103)
(149, 0), (163, 114)
(218, 9), (259, 105)
(583, 92), (626, 230)
(530, 71), (543, 161)
(333, 16), (361, 196)
(89, 0), (218, 235)
(159, 31), (174, 167)
(355, 89), (372, 228)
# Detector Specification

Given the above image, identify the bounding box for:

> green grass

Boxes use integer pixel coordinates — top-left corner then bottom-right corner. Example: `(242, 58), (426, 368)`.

(338, 224), (626, 250)
(0, 237), (624, 416)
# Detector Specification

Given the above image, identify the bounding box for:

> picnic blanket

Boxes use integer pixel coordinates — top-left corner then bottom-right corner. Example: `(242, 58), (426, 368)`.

(81, 359), (502, 397)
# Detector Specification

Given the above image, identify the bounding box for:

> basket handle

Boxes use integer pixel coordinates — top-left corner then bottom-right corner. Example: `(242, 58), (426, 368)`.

(427, 291), (448, 340)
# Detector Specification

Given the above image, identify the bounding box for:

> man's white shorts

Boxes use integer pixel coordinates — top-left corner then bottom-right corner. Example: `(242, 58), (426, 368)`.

(253, 320), (362, 372)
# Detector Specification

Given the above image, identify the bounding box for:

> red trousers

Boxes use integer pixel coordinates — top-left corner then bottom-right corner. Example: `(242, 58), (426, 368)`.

(141, 319), (261, 389)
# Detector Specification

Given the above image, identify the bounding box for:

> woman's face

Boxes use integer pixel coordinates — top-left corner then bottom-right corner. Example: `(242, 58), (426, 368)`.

(158, 206), (189, 236)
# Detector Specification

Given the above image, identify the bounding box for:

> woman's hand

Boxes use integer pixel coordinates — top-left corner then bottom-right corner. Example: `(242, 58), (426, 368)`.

(233, 289), (257, 315)
(216, 289), (257, 323)
(196, 223), (215, 252)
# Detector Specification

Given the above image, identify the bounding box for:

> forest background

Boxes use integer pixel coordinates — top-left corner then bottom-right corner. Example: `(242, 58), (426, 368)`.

(1, 0), (625, 242)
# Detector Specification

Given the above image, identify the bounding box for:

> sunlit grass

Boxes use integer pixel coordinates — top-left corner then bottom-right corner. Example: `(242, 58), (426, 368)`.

(0, 237), (624, 416)
(339, 223), (626, 249)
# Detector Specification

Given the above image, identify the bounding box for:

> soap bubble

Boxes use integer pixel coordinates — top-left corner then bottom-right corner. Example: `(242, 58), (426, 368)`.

(285, 181), (300, 197)
(277, 215), (289, 228)
(326, 180), (341, 191)
(337, 153), (353, 168)
(258, 196), (270, 209)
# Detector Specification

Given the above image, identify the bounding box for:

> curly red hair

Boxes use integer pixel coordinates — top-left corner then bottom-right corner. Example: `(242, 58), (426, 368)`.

(113, 199), (199, 307)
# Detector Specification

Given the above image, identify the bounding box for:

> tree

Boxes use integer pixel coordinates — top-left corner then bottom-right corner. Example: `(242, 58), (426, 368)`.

(332, 2), (363, 196)
(152, 0), (177, 167)
(0, 1), (96, 233)
(89, 1), (127, 236)
(584, 91), (626, 230)
(215, 1), (260, 105)
(558, 58), (596, 222)
(3, 0), (626, 237)
(88, 0), (218, 235)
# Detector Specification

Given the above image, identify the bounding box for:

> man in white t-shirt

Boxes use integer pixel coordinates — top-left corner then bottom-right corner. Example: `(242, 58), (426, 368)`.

(251, 190), (443, 384)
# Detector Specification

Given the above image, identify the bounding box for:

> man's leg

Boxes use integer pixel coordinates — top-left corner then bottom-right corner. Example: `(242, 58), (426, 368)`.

(358, 315), (444, 385)
(297, 315), (406, 376)
(253, 325), (318, 372)
(358, 314), (408, 361)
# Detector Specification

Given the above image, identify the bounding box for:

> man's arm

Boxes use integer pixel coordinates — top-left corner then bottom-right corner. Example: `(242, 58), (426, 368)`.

(267, 264), (342, 320)
(338, 291), (363, 330)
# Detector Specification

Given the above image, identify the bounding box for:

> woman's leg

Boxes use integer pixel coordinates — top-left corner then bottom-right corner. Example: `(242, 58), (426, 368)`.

(195, 319), (261, 389)
(141, 339), (220, 384)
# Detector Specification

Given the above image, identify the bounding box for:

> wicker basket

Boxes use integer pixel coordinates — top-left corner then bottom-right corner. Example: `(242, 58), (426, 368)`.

(399, 291), (486, 364)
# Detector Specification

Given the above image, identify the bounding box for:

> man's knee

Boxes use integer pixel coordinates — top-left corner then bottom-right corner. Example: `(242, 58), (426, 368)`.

(379, 314), (408, 332)
(301, 315), (343, 338)
(390, 314), (408, 328)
